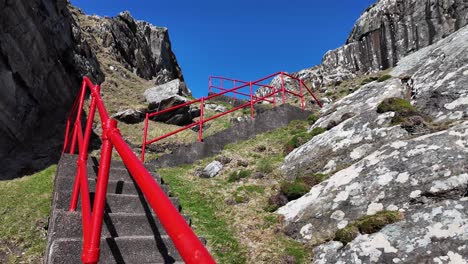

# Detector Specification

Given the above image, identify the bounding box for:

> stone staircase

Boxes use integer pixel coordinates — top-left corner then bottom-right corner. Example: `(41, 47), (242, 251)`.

(45, 154), (190, 263)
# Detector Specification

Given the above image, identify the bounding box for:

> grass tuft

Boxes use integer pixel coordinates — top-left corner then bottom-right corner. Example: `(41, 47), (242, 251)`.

(334, 210), (404, 244)
(377, 74), (392, 82)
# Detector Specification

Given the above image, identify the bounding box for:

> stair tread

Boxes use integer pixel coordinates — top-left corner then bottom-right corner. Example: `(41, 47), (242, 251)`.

(49, 236), (183, 264)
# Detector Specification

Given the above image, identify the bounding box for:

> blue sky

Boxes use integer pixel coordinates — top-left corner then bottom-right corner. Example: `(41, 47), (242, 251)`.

(71, 0), (376, 97)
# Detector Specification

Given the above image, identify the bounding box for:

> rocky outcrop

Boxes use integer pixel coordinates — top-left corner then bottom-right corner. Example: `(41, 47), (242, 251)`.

(391, 24), (468, 123)
(281, 78), (408, 177)
(0, 0), (103, 178)
(313, 199), (468, 263)
(143, 79), (199, 125)
(278, 24), (468, 263)
(74, 9), (185, 85)
(257, 0), (468, 97)
(279, 121), (468, 243)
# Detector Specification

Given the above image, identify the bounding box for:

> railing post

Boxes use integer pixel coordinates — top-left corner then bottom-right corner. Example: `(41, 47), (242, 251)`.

(141, 113), (149, 162)
(69, 96), (97, 212)
(220, 79), (223, 94)
(249, 82), (254, 119)
(82, 118), (116, 264)
(198, 98), (204, 142)
(281, 72), (286, 104)
(233, 80), (236, 101)
(299, 80), (305, 110)
(208, 77), (212, 94)
(70, 80), (88, 154)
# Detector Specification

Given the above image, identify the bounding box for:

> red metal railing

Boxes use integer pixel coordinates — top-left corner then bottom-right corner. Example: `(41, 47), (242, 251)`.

(141, 71), (322, 162)
(62, 77), (215, 264)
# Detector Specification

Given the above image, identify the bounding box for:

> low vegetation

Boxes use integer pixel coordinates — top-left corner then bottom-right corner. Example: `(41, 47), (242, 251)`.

(377, 74), (392, 82)
(0, 166), (56, 263)
(284, 126), (326, 154)
(334, 211), (404, 244)
(157, 120), (316, 263)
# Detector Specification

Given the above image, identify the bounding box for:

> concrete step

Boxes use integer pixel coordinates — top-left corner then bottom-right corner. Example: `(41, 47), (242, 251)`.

(51, 211), (190, 239)
(57, 154), (161, 182)
(54, 192), (180, 214)
(55, 177), (167, 195)
(48, 236), (184, 264)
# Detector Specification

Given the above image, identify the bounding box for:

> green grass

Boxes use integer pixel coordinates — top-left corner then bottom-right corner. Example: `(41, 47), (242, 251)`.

(377, 74), (392, 82)
(284, 241), (308, 263)
(377, 98), (416, 114)
(334, 210), (404, 244)
(280, 174), (327, 201)
(360, 76), (378, 85)
(227, 170), (252, 183)
(284, 126), (326, 154)
(0, 165), (56, 263)
(158, 165), (248, 263)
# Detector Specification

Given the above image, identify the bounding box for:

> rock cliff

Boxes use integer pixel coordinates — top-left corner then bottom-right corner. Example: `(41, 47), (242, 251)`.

(0, 2), (187, 179)
(278, 21), (468, 263)
(257, 0), (468, 97)
(73, 9), (185, 86)
(0, 0), (103, 178)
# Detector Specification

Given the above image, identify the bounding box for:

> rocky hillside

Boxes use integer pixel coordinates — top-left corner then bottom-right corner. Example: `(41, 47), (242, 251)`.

(257, 0), (468, 98)
(277, 18), (468, 264)
(0, 1), (186, 179)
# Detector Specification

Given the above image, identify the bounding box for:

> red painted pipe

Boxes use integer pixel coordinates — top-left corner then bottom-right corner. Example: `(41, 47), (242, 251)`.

(199, 98), (204, 142)
(110, 130), (216, 264)
(82, 120), (115, 264)
(141, 113), (149, 162)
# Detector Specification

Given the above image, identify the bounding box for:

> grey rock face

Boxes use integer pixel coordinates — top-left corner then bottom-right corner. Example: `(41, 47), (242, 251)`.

(281, 78), (407, 177)
(0, 0), (103, 177)
(327, 0), (468, 74)
(314, 199), (468, 263)
(144, 79), (189, 104)
(200, 161), (223, 178)
(258, 0), (468, 97)
(111, 109), (144, 124)
(392, 24), (468, 123)
(144, 79), (199, 125)
(77, 10), (186, 87)
(278, 121), (468, 245)
(205, 104), (227, 113)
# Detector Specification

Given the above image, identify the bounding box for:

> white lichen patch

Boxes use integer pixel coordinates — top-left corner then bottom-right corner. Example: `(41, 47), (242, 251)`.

(395, 172), (409, 183)
(337, 220), (348, 229)
(333, 191), (349, 203)
(367, 203), (384, 215)
(330, 210), (345, 221)
(429, 174), (468, 193)
(445, 96), (468, 110)
(300, 223), (313, 240)
(391, 141), (408, 149)
(410, 190), (422, 198)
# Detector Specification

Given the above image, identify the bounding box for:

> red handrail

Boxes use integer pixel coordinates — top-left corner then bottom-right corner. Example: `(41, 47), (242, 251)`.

(63, 77), (215, 264)
(141, 71), (322, 162)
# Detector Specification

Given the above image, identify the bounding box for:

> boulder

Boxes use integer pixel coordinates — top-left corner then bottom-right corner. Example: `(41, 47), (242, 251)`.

(205, 103), (227, 113)
(313, 199), (468, 263)
(278, 121), (468, 245)
(111, 109), (144, 124)
(144, 79), (189, 103)
(200, 161), (223, 178)
(144, 79), (199, 125)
